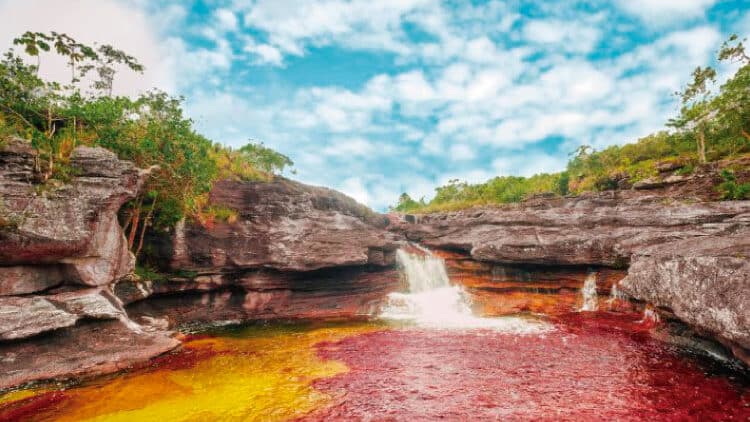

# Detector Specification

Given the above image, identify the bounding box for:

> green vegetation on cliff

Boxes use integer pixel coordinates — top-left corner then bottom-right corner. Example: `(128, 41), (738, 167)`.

(394, 34), (750, 213)
(0, 31), (293, 256)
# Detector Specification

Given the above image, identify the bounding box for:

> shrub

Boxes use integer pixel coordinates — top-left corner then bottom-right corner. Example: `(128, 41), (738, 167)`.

(718, 169), (750, 200)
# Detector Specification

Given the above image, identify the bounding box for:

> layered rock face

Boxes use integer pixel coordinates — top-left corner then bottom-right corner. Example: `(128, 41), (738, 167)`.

(620, 230), (750, 363)
(163, 178), (399, 272)
(0, 141), (400, 390)
(0, 138), (178, 390)
(127, 177), (402, 329)
(434, 250), (628, 316)
(396, 191), (750, 363)
(0, 138), (144, 288)
(398, 191), (750, 267)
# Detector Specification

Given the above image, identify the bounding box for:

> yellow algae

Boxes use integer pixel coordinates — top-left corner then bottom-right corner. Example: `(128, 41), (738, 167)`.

(0, 389), (46, 406)
(14, 321), (382, 422)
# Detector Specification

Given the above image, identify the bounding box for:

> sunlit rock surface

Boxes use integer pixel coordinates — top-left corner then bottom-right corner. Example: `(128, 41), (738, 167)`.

(156, 178), (401, 272)
(0, 138), (144, 287)
(620, 230), (750, 364)
(397, 191), (750, 267)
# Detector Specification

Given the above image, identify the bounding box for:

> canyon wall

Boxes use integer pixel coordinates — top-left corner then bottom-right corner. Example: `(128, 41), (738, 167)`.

(0, 139), (400, 390)
(395, 190), (750, 364)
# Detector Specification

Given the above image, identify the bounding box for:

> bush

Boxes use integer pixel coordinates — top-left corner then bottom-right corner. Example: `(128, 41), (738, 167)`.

(718, 169), (750, 200)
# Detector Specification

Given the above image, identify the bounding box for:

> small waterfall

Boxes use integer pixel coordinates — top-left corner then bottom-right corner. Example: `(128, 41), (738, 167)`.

(606, 284), (628, 309)
(640, 305), (661, 326)
(380, 246), (551, 333)
(579, 272), (599, 312)
(395, 248), (451, 293)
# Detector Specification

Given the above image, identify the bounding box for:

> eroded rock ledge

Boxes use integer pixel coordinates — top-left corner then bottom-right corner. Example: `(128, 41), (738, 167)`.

(395, 190), (750, 364)
(0, 139), (400, 390)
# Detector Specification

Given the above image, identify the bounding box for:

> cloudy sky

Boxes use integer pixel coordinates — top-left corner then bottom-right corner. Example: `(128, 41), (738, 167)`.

(1, 0), (748, 210)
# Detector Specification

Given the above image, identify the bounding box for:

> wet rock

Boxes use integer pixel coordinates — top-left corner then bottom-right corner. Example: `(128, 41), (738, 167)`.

(0, 320), (179, 390)
(620, 231), (750, 364)
(125, 267), (400, 328)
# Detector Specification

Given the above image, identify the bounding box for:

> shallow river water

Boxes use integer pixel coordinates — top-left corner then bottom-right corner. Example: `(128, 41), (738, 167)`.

(1, 249), (748, 421)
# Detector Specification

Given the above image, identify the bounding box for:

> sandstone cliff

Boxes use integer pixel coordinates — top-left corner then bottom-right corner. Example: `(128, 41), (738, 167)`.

(0, 139), (400, 390)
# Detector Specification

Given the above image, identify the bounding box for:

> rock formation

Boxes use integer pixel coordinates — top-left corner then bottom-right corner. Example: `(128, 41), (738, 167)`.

(395, 190), (750, 364)
(0, 139), (400, 390)
(620, 230), (750, 363)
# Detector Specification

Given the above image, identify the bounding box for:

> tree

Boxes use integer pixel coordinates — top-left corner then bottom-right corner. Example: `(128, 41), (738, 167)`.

(80, 44), (144, 96)
(12, 31), (51, 73)
(239, 142), (294, 174)
(714, 34), (750, 144)
(670, 66), (718, 163)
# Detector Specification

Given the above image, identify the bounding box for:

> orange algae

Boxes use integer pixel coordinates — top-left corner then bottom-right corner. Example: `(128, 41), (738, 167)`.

(0, 322), (383, 422)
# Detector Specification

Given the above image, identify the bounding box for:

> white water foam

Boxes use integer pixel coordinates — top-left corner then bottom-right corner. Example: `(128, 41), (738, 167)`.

(380, 247), (551, 333)
(606, 283), (628, 309)
(579, 272), (599, 312)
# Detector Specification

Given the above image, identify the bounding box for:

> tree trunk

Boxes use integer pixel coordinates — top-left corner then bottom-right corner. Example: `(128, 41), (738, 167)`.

(697, 128), (707, 164)
(741, 128), (750, 142)
(135, 196), (157, 259)
(127, 198), (143, 250)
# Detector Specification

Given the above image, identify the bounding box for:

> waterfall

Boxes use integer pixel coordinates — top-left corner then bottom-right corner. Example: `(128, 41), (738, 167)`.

(606, 284), (628, 309)
(579, 272), (598, 312)
(395, 248), (451, 293)
(640, 305), (661, 325)
(380, 246), (551, 333)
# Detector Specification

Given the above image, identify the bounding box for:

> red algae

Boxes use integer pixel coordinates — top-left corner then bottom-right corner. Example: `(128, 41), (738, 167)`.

(302, 312), (750, 421)
(0, 392), (67, 422)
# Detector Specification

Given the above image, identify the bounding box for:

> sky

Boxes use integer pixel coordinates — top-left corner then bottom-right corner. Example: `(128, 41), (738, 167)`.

(1, 0), (749, 210)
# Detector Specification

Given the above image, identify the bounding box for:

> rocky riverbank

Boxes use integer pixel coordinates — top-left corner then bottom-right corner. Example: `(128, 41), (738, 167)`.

(393, 190), (750, 364)
(0, 138), (400, 390)
(1, 136), (748, 390)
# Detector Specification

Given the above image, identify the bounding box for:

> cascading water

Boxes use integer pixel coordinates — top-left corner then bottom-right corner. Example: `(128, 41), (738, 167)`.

(579, 272), (599, 312)
(380, 246), (551, 332)
(606, 283), (628, 309)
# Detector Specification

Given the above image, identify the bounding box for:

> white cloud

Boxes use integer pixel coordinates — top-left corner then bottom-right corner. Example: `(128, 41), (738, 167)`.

(615, 0), (717, 24)
(244, 39), (284, 66)
(0, 0), (173, 95)
(449, 143), (476, 161)
(523, 19), (600, 53)
(215, 8), (239, 32)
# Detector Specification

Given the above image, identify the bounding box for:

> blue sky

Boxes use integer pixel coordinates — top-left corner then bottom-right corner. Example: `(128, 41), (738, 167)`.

(1, 0), (749, 210)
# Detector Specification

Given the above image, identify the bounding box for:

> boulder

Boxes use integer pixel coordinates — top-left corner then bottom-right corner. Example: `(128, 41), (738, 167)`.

(0, 320), (179, 390)
(619, 231), (750, 364)
(0, 288), (128, 340)
(0, 139), (145, 286)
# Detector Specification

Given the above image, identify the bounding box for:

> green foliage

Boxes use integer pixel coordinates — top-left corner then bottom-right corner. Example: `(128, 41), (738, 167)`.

(135, 264), (167, 282)
(0, 31), (291, 260)
(392, 193), (424, 212)
(556, 172), (570, 196)
(238, 142), (294, 174)
(718, 169), (750, 200)
(394, 34), (750, 213)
